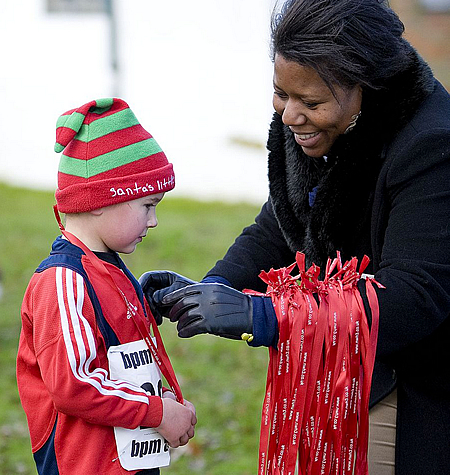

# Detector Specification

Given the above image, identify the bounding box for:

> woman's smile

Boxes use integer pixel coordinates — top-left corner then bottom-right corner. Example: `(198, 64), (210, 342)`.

(292, 130), (322, 147)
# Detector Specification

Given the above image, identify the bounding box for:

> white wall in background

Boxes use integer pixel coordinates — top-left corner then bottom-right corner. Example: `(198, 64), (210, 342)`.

(0, 0), (278, 204)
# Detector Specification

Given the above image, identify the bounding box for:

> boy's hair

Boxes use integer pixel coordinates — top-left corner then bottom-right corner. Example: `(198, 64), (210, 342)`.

(54, 98), (175, 213)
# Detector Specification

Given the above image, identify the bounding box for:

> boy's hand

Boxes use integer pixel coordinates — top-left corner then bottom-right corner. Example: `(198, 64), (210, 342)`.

(157, 397), (197, 447)
(162, 391), (196, 422)
(139, 271), (196, 324)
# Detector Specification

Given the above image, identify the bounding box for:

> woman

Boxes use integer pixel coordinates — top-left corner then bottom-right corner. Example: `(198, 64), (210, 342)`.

(141, 0), (450, 473)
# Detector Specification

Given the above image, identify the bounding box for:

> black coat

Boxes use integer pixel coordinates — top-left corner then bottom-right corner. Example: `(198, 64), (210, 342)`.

(208, 49), (450, 474)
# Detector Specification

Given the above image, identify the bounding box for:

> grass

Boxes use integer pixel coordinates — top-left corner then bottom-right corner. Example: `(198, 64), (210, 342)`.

(0, 182), (269, 475)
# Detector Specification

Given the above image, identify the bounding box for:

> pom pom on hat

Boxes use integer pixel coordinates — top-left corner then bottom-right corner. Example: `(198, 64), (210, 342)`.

(54, 98), (113, 153)
(54, 98), (175, 213)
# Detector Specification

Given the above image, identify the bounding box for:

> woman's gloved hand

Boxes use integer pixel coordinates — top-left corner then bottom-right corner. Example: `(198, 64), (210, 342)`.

(161, 283), (253, 340)
(139, 271), (197, 324)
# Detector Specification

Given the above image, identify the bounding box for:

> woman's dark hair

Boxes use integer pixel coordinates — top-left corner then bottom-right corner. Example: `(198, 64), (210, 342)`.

(271, 0), (411, 90)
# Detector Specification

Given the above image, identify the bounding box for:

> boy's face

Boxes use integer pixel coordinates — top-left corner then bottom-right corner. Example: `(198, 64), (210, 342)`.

(96, 193), (165, 254)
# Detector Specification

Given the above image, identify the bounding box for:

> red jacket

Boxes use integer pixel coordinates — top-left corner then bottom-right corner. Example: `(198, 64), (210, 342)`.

(17, 237), (163, 474)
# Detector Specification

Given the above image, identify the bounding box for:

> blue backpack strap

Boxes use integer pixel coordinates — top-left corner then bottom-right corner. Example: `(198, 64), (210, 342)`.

(37, 237), (120, 348)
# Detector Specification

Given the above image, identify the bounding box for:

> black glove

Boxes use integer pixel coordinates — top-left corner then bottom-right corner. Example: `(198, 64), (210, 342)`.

(161, 283), (253, 340)
(139, 271), (196, 324)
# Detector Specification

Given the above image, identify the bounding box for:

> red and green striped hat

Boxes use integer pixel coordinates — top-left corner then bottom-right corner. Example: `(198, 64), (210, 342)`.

(54, 97), (175, 213)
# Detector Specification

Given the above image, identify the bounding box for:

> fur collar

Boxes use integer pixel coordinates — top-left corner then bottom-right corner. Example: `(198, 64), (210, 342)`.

(267, 48), (435, 271)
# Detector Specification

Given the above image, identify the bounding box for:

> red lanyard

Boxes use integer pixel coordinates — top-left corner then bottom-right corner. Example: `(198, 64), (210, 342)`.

(53, 205), (183, 403)
(248, 251), (382, 475)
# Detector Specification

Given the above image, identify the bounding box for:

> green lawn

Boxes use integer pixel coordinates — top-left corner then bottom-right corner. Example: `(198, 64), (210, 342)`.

(0, 182), (268, 475)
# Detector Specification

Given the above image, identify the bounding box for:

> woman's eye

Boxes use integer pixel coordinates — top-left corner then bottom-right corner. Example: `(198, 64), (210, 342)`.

(304, 101), (319, 109)
(274, 90), (288, 99)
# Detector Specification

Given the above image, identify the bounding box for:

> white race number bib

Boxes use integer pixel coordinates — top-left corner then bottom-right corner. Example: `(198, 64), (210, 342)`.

(108, 339), (170, 470)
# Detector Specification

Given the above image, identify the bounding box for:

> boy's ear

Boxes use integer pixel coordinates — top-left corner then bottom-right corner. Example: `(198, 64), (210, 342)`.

(90, 208), (104, 216)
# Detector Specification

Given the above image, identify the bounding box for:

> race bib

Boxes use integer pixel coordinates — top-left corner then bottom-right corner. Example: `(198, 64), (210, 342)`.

(108, 339), (170, 470)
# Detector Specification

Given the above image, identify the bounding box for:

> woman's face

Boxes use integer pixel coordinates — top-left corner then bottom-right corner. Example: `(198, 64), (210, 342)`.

(273, 54), (362, 158)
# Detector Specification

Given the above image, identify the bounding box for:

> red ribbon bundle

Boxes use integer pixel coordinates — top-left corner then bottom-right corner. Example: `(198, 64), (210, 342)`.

(248, 252), (382, 475)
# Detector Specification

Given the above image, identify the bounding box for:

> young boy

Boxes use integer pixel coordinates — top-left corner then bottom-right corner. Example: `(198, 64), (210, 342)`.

(16, 98), (196, 475)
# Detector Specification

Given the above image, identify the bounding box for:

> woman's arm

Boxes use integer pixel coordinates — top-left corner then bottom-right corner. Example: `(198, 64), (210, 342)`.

(373, 124), (450, 358)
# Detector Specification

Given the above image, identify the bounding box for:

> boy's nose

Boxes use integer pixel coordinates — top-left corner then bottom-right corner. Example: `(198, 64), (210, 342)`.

(147, 214), (158, 228)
